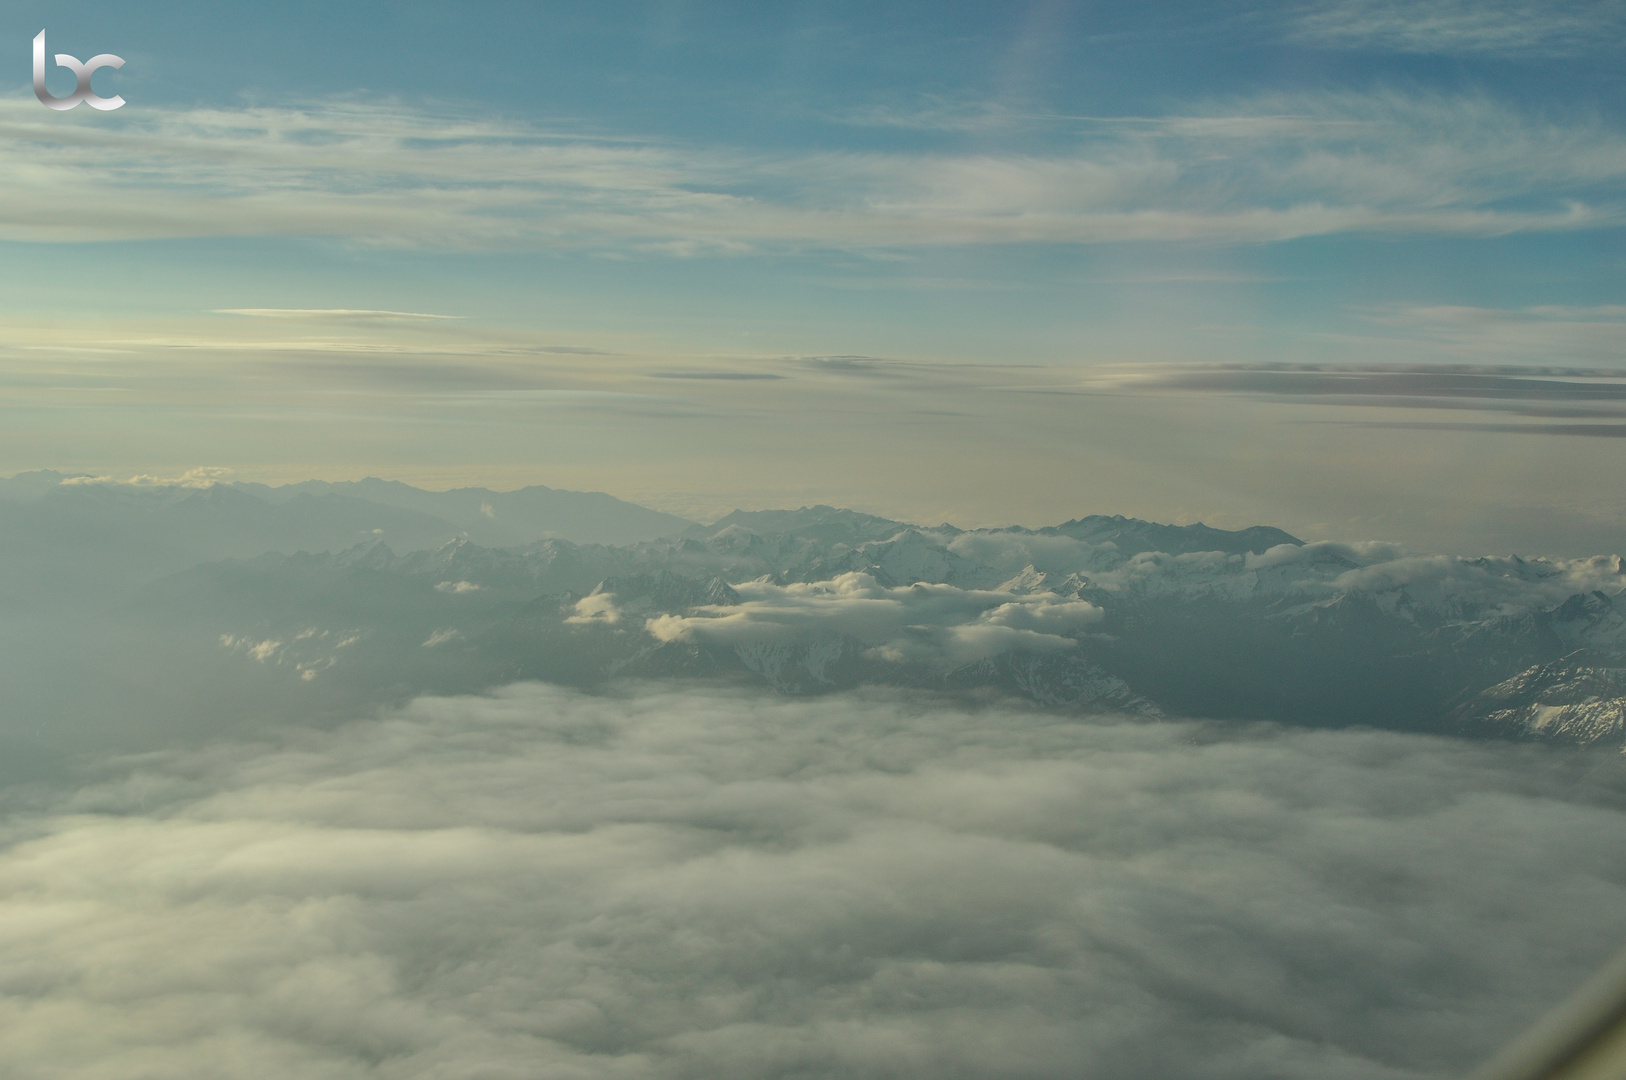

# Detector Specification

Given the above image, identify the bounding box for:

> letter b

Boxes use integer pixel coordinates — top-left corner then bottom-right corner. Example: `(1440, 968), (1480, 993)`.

(34, 31), (125, 111)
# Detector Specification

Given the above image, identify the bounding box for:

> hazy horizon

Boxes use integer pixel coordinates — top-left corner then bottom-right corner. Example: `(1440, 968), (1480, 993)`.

(3, 1), (1625, 553)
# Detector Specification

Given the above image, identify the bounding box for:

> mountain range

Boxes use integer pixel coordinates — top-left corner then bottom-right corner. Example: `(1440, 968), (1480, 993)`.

(4, 472), (1623, 755)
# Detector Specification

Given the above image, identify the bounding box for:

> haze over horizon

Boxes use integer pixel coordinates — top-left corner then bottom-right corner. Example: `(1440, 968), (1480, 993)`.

(2, 0), (1624, 552)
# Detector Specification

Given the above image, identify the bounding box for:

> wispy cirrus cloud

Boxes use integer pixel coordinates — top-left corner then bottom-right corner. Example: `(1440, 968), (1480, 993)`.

(0, 89), (1622, 250)
(1288, 0), (1626, 57)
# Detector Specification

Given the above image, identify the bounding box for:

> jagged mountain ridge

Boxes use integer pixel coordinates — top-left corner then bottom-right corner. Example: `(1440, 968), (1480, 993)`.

(235, 477), (692, 547)
(0, 474), (694, 604)
(137, 507), (1626, 748)
(1042, 515), (1302, 556)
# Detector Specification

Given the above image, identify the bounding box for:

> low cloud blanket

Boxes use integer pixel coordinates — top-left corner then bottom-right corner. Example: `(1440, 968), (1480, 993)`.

(3, 683), (1624, 1079)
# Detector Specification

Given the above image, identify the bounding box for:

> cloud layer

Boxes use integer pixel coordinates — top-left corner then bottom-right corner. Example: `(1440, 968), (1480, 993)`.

(1100, 357), (1626, 437)
(1, 87), (1622, 248)
(3, 682), (1625, 1079)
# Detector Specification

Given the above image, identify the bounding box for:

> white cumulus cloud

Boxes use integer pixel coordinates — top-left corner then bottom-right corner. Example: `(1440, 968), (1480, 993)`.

(645, 572), (1103, 665)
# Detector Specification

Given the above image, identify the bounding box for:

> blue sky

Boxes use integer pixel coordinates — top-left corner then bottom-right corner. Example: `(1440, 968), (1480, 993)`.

(2, 1), (1624, 551)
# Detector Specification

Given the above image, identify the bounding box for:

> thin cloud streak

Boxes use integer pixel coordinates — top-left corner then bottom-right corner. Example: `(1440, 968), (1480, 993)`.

(1340, 421), (1626, 437)
(1132, 367), (1626, 401)
(1099, 362), (1626, 432)
(214, 309), (465, 321)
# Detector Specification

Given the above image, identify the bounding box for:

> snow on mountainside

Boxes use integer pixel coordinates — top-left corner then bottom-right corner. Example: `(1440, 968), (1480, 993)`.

(1452, 651), (1626, 747)
(122, 502), (1626, 749)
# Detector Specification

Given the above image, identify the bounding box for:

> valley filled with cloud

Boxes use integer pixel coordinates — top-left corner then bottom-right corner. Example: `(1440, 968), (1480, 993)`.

(4, 681), (1624, 1079)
